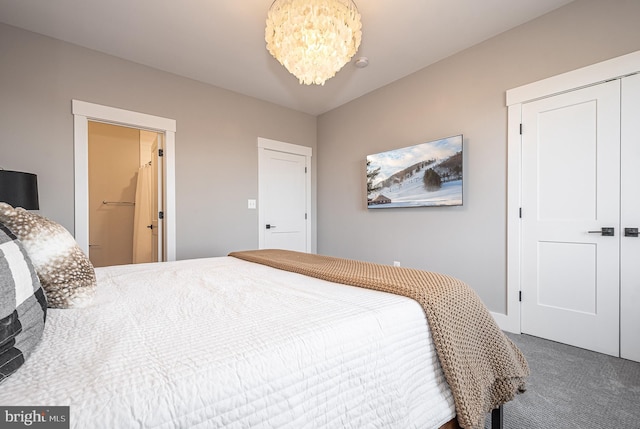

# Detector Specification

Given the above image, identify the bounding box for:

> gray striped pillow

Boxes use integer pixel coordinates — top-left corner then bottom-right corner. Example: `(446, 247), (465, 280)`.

(0, 222), (47, 383)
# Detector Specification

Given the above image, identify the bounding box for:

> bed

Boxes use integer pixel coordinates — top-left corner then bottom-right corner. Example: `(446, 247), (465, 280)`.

(0, 249), (527, 429)
(0, 201), (527, 429)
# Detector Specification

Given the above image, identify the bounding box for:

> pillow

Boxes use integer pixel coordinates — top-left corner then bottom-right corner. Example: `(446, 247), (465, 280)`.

(0, 221), (47, 383)
(0, 203), (96, 309)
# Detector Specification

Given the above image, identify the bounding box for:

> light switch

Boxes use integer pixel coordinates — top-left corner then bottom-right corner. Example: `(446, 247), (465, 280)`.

(248, 199), (257, 209)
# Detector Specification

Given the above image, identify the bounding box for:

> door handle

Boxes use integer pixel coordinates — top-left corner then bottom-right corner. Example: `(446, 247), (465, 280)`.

(266, 224), (276, 229)
(587, 227), (615, 236)
(624, 227), (639, 237)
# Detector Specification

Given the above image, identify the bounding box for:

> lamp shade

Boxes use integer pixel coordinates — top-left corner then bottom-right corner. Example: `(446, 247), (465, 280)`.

(0, 170), (39, 210)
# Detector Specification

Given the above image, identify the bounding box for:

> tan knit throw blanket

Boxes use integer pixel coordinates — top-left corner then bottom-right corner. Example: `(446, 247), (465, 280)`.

(229, 249), (529, 429)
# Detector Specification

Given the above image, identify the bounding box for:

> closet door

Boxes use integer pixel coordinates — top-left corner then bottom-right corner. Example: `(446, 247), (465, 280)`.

(520, 80), (621, 356)
(621, 73), (640, 362)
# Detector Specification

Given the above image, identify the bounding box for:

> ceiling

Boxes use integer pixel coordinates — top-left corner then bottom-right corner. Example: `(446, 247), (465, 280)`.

(0, 0), (574, 116)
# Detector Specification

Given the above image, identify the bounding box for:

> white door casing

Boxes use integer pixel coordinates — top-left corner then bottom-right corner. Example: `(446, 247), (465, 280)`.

(72, 100), (176, 261)
(257, 138), (311, 253)
(520, 81), (620, 356)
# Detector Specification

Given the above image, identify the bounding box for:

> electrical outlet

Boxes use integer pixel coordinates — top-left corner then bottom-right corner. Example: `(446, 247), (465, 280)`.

(393, 261), (401, 267)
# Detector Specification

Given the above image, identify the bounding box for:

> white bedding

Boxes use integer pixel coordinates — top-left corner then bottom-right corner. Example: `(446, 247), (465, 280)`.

(0, 256), (455, 428)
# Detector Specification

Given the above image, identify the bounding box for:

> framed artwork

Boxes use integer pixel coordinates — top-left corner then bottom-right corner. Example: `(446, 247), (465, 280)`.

(367, 134), (463, 208)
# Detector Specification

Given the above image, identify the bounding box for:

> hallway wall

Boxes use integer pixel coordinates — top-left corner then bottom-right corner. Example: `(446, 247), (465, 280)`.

(88, 121), (139, 267)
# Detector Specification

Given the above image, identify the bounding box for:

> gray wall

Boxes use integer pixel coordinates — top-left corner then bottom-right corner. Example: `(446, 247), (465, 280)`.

(3, 0), (640, 315)
(0, 23), (317, 259)
(316, 0), (640, 313)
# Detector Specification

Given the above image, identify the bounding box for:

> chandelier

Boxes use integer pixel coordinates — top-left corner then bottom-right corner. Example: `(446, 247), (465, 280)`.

(265, 0), (362, 86)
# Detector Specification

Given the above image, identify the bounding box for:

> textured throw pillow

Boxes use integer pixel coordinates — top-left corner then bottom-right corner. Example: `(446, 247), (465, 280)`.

(0, 221), (47, 383)
(0, 203), (96, 309)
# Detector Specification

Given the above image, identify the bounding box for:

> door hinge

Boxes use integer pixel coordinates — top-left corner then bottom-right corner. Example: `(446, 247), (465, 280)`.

(305, 213), (307, 220)
(158, 149), (164, 157)
(158, 211), (164, 219)
(519, 207), (522, 218)
(305, 167), (307, 173)
(519, 124), (523, 135)
(519, 291), (522, 302)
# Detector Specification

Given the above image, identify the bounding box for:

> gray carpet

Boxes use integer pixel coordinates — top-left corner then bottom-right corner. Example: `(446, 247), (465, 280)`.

(484, 333), (640, 428)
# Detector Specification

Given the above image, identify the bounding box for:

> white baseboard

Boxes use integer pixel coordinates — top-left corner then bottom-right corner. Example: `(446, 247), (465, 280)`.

(491, 311), (520, 334)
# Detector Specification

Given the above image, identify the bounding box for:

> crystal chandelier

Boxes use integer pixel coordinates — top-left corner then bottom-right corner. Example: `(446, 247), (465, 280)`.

(265, 0), (362, 86)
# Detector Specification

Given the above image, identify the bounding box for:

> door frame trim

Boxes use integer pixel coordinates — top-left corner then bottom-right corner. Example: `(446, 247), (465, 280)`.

(257, 137), (312, 253)
(503, 50), (640, 333)
(72, 99), (177, 261)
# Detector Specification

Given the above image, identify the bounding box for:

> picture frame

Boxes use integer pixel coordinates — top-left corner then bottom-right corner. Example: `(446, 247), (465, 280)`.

(366, 135), (463, 208)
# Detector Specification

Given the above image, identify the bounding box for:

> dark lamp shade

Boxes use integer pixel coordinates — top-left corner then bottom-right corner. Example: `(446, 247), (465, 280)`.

(0, 170), (40, 210)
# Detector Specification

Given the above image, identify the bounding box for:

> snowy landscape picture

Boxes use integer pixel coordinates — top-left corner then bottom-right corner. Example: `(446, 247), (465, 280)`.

(367, 135), (463, 208)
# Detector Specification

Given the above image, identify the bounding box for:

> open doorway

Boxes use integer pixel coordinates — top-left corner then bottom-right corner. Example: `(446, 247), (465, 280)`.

(72, 99), (176, 263)
(88, 122), (163, 267)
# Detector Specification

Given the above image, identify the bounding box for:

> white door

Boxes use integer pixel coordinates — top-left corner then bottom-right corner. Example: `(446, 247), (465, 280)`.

(151, 136), (164, 262)
(521, 80), (621, 356)
(258, 140), (310, 253)
(621, 73), (640, 362)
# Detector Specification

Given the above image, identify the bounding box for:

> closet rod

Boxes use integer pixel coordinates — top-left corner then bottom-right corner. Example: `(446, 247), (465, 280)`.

(102, 200), (135, 206)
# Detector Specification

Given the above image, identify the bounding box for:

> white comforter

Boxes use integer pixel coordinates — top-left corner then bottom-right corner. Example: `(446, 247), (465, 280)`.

(0, 257), (455, 428)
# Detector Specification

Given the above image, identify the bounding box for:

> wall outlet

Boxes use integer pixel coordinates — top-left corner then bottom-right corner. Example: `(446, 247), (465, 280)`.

(393, 261), (401, 267)
(248, 199), (256, 209)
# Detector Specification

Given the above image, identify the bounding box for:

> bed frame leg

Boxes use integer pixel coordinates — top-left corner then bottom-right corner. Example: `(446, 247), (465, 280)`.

(491, 405), (503, 429)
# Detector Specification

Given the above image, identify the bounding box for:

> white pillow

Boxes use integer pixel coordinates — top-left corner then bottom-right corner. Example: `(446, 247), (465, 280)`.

(0, 203), (96, 309)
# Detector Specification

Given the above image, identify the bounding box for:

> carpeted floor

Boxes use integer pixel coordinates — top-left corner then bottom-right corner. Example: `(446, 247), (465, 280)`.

(484, 333), (640, 428)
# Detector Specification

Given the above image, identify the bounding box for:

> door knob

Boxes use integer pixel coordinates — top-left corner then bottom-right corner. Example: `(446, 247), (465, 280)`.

(624, 227), (639, 237)
(587, 227), (615, 236)
(266, 224), (276, 229)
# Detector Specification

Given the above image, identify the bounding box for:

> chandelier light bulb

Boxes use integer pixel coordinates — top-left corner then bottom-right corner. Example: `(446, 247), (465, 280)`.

(265, 0), (362, 86)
